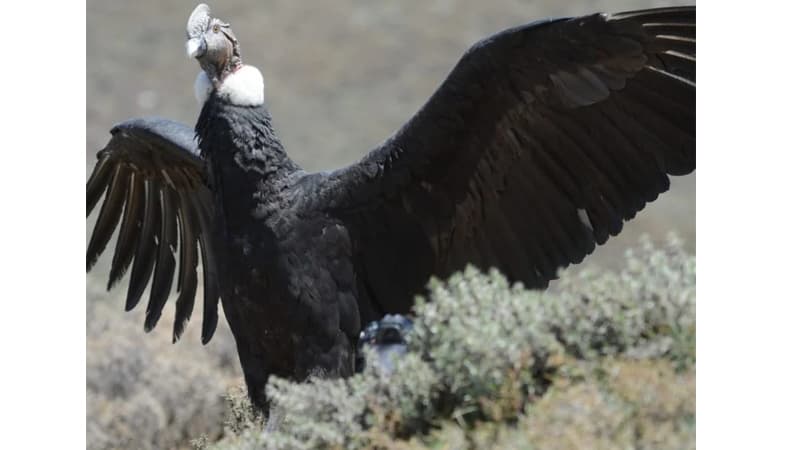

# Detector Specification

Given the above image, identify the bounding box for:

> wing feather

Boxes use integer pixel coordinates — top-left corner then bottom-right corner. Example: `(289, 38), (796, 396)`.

(87, 156), (114, 216)
(86, 117), (221, 343)
(126, 178), (160, 312)
(326, 6), (696, 318)
(108, 172), (145, 289)
(144, 188), (178, 332)
(173, 191), (199, 342)
(193, 192), (220, 345)
(86, 165), (129, 271)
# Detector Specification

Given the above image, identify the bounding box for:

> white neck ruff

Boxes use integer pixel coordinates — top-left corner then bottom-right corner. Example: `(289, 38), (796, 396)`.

(194, 65), (264, 107)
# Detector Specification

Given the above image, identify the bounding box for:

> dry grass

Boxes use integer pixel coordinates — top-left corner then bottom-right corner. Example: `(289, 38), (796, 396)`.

(87, 299), (241, 450)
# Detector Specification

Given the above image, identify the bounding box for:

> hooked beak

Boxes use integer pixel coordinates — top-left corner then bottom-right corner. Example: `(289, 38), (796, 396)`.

(186, 37), (207, 58)
(186, 3), (211, 58)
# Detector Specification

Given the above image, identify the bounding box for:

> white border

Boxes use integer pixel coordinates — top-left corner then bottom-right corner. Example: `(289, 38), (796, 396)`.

(5, 1), (800, 448)
(699, 1), (800, 448)
(2, 0), (86, 447)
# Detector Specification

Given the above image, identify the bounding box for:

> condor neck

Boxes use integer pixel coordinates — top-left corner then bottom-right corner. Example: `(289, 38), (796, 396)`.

(197, 97), (300, 181)
(196, 97), (300, 234)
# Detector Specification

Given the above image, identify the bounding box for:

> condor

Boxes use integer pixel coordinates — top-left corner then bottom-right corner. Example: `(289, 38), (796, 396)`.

(86, 4), (695, 411)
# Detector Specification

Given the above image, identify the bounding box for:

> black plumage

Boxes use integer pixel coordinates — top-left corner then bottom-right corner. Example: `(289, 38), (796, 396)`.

(86, 5), (696, 411)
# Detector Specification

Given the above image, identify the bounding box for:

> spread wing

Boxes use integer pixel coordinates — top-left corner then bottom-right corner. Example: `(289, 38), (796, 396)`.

(326, 7), (695, 318)
(86, 117), (220, 343)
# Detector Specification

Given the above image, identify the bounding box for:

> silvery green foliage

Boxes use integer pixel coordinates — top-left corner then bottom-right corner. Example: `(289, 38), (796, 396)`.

(265, 376), (368, 449)
(410, 267), (562, 418)
(423, 360), (695, 450)
(546, 234), (696, 364)
(209, 236), (695, 449)
(254, 351), (438, 450)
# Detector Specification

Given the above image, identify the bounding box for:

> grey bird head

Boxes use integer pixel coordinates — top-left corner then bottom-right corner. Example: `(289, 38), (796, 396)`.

(186, 4), (242, 88)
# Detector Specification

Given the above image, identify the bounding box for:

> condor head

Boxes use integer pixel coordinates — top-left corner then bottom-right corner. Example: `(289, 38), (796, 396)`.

(186, 4), (241, 86)
(186, 4), (263, 107)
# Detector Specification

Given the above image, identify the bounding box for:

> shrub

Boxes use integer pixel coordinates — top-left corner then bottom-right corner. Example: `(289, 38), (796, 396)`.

(86, 298), (241, 450)
(206, 235), (696, 449)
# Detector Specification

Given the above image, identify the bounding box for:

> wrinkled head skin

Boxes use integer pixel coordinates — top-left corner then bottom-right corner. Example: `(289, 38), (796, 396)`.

(186, 4), (241, 88)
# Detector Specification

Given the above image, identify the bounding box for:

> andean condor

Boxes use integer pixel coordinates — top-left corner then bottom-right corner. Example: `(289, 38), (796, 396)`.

(86, 3), (696, 411)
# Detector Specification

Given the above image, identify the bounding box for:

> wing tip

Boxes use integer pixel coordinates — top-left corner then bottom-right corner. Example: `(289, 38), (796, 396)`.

(201, 310), (218, 345)
(143, 307), (163, 333)
(172, 324), (186, 344)
(611, 5), (696, 21)
(201, 328), (216, 345)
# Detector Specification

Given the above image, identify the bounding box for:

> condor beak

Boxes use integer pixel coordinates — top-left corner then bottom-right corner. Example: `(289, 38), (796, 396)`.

(186, 37), (207, 58)
(186, 3), (211, 58)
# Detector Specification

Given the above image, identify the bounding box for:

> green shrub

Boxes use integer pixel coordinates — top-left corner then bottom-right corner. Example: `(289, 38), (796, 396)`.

(206, 235), (696, 450)
(547, 234), (696, 367)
